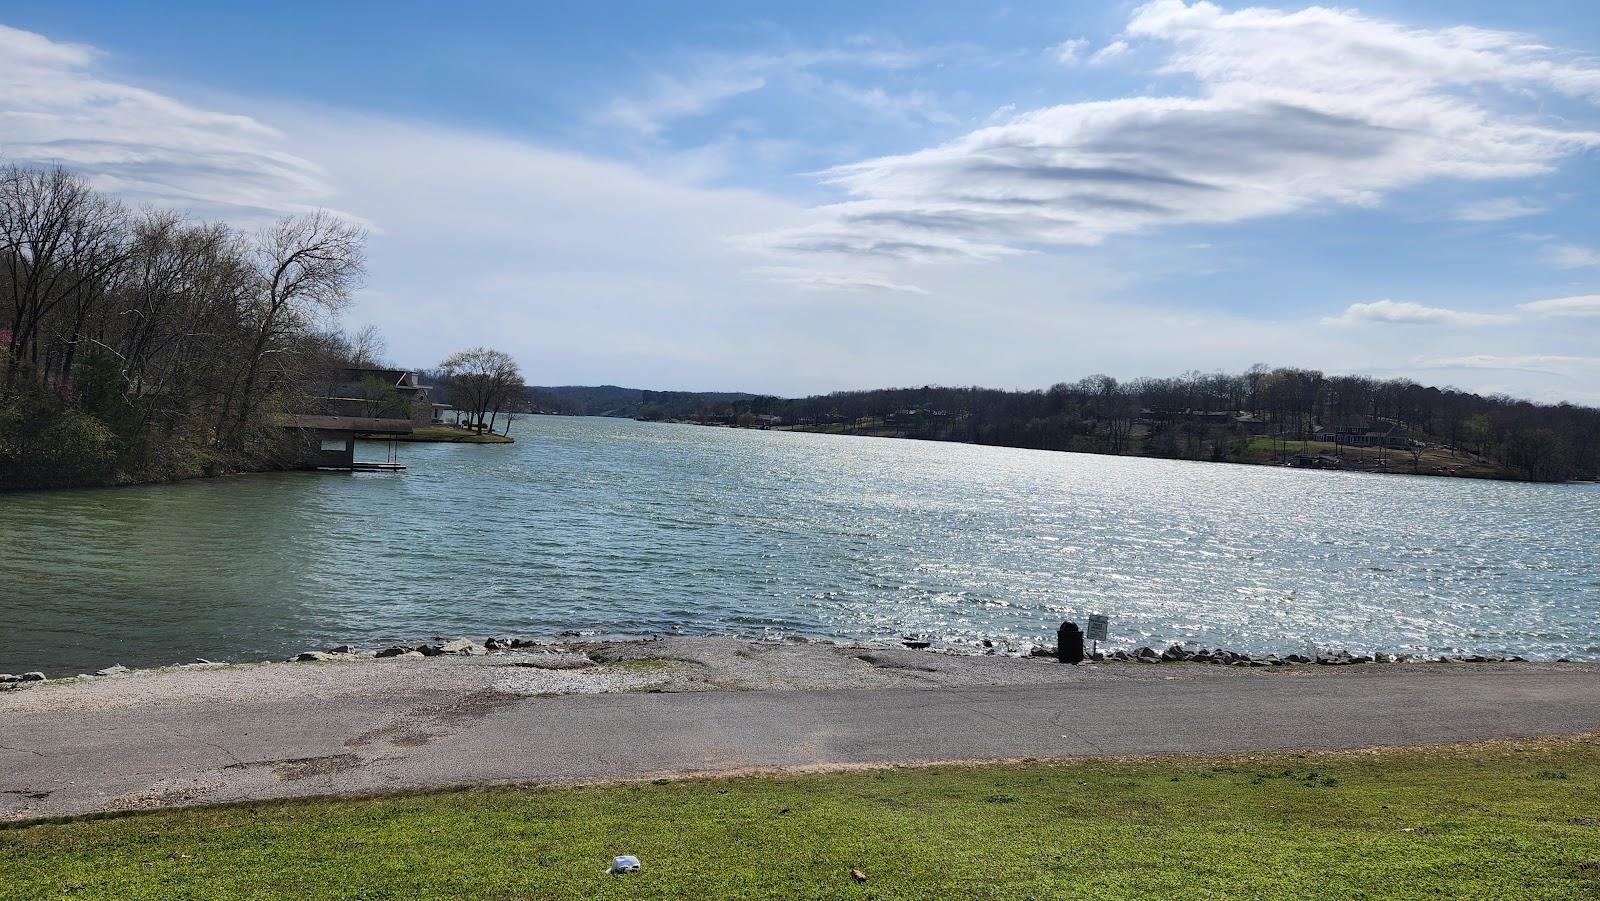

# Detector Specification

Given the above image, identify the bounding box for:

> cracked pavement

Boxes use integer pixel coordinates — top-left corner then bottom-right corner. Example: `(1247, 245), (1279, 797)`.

(3, 639), (1598, 821)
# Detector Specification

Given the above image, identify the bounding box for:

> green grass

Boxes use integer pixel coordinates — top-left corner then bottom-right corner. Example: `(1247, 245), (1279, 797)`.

(1232, 438), (1503, 477)
(6, 739), (1600, 900)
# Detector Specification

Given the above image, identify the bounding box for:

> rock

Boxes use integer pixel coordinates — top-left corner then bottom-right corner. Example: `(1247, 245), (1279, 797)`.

(327, 645), (356, 655)
(95, 665), (129, 676)
(293, 651), (334, 662)
(1556, 657), (1572, 663)
(439, 638), (477, 655)
(1134, 646), (1158, 659)
(465, 644), (488, 656)
(1511, 655), (1528, 663)
(21, 672), (47, 682)
(484, 637), (508, 650)
(401, 650), (425, 658)
(1160, 643), (1190, 662)
(1350, 655), (1373, 664)
(1135, 656), (1159, 664)
(902, 640), (931, 650)
(375, 646), (412, 658)
(417, 644), (445, 656)
(1028, 646), (1056, 658)
(510, 638), (539, 648)
(1109, 649), (1131, 661)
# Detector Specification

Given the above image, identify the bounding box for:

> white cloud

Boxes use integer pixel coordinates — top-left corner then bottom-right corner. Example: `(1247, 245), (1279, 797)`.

(1053, 38), (1090, 65)
(0, 24), (334, 219)
(1518, 294), (1600, 317)
(1323, 300), (1514, 327)
(1416, 354), (1600, 376)
(602, 67), (769, 136)
(601, 43), (928, 136)
(1453, 197), (1548, 222)
(3, 20), (1598, 402)
(746, 266), (928, 294)
(746, 0), (1600, 263)
(1087, 40), (1131, 66)
(1541, 244), (1600, 269)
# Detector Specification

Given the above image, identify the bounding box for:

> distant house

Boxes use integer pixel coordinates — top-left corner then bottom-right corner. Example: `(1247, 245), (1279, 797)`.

(1315, 415), (1415, 449)
(318, 367), (447, 425)
(1234, 412), (1270, 436)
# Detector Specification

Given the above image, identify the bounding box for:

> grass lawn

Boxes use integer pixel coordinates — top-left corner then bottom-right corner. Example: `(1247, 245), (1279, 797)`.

(5, 739), (1599, 900)
(1233, 437), (1503, 477)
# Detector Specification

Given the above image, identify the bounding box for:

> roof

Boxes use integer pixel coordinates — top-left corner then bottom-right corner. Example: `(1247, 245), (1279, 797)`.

(335, 367), (414, 387)
(280, 415), (414, 434)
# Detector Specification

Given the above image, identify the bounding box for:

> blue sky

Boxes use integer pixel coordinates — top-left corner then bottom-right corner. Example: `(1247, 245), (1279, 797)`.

(4, 1), (1600, 401)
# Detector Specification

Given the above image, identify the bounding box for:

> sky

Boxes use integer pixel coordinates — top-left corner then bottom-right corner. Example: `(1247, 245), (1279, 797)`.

(3, 1), (1599, 402)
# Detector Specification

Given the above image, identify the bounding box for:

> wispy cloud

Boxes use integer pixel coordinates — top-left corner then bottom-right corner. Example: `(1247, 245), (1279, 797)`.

(1322, 300), (1515, 327)
(1087, 40), (1131, 66)
(746, 266), (928, 295)
(602, 65), (769, 136)
(1541, 244), (1600, 268)
(1416, 354), (1600, 376)
(1453, 196), (1548, 222)
(1518, 294), (1600, 317)
(0, 24), (333, 219)
(1052, 38), (1090, 65)
(746, 0), (1600, 263)
(601, 42), (929, 136)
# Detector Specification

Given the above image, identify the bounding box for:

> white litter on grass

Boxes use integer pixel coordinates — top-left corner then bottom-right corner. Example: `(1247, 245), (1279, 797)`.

(608, 855), (642, 874)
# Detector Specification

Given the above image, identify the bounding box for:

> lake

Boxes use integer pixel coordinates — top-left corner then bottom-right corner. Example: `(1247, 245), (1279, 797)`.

(3, 416), (1597, 675)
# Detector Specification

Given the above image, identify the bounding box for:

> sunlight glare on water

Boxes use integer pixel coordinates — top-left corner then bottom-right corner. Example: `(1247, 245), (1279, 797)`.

(2, 416), (1597, 674)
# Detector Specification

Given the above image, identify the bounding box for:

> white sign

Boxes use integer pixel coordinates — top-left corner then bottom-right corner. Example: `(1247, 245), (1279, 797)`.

(1086, 614), (1110, 642)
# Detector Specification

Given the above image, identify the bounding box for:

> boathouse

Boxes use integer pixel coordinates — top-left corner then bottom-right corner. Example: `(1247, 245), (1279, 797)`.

(281, 415), (414, 470)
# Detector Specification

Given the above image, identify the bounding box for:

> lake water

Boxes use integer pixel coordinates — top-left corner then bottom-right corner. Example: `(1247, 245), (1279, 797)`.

(3, 416), (1598, 675)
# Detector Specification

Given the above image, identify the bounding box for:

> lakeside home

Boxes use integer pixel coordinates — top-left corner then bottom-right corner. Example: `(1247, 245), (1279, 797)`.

(315, 367), (449, 425)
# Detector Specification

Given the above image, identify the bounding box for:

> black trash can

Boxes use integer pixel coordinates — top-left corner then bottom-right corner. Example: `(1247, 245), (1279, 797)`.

(1057, 621), (1084, 664)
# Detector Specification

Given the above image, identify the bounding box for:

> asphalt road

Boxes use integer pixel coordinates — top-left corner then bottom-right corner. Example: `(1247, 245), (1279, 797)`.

(4, 658), (1598, 821)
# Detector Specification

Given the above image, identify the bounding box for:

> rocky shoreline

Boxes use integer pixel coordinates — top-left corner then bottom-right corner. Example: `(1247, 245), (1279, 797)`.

(0, 634), (1576, 690)
(1088, 643), (1540, 667)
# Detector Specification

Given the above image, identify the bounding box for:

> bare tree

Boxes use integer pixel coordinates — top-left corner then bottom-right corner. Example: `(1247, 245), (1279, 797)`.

(227, 211), (366, 434)
(439, 347), (523, 433)
(0, 165), (129, 386)
(349, 324), (388, 368)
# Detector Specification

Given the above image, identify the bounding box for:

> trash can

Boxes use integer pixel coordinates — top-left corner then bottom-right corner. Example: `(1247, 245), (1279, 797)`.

(1057, 621), (1084, 664)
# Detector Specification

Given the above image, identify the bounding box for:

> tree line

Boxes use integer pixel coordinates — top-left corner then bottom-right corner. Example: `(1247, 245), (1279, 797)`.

(1, 164), (368, 489)
(622, 367), (1600, 482)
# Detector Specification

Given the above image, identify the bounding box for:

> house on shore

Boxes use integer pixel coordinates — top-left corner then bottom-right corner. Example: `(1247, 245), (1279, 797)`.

(1315, 415), (1417, 450)
(315, 367), (448, 426)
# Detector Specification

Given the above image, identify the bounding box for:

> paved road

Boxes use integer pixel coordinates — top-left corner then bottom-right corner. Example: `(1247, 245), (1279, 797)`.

(3, 662), (1598, 821)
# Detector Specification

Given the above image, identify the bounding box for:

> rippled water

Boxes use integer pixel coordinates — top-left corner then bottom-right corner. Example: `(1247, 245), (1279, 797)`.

(2, 416), (1597, 674)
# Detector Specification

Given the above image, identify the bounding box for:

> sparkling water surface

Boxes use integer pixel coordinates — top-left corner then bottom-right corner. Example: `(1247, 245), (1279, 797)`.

(2, 416), (1597, 674)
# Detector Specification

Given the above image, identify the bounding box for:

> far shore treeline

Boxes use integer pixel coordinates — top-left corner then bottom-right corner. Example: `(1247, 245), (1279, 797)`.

(0, 164), (517, 491)
(6, 163), (1597, 490)
(531, 369), (1600, 482)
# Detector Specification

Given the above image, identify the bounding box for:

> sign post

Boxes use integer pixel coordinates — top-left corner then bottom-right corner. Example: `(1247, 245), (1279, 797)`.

(1086, 613), (1110, 658)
